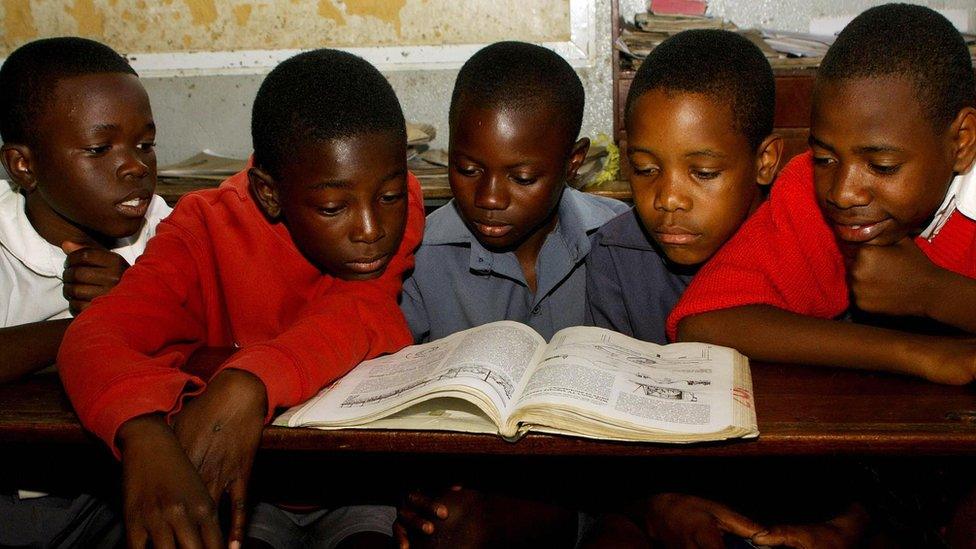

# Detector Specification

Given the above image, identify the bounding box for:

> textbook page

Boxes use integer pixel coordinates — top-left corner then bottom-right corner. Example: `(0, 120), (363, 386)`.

(511, 326), (738, 436)
(286, 321), (546, 429)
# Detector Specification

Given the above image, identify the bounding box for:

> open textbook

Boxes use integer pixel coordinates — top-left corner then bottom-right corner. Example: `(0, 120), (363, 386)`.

(280, 322), (758, 443)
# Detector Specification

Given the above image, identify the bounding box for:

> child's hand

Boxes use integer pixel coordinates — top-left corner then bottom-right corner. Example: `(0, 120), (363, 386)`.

(914, 336), (976, 385)
(393, 485), (460, 549)
(118, 414), (223, 549)
(173, 368), (268, 548)
(847, 238), (939, 317)
(61, 241), (130, 315)
(643, 493), (765, 549)
(751, 502), (869, 549)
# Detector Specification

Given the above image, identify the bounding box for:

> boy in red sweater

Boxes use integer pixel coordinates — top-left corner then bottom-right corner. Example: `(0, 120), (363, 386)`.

(668, 5), (976, 546)
(58, 49), (424, 549)
(670, 5), (976, 386)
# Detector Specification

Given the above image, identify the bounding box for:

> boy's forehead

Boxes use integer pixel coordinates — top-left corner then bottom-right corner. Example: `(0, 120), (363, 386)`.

(629, 90), (750, 153)
(813, 75), (934, 146)
(278, 131), (406, 190)
(32, 73), (151, 142)
(450, 104), (572, 153)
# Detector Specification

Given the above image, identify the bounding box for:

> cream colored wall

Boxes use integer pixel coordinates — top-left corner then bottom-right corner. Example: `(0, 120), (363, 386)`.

(1, 0), (570, 55)
(0, 0), (599, 166)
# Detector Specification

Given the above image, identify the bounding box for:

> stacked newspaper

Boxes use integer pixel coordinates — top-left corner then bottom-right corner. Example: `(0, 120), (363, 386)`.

(159, 122), (440, 180)
(617, 12), (825, 71)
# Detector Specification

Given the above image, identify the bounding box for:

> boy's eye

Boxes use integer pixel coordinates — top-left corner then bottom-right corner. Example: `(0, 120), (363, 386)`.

(693, 170), (720, 181)
(510, 174), (537, 185)
(318, 204), (345, 216)
(379, 192), (406, 205)
(138, 142), (156, 152)
(870, 163), (901, 175)
(455, 166), (480, 177)
(812, 156), (836, 167)
(631, 166), (659, 177)
(83, 145), (111, 155)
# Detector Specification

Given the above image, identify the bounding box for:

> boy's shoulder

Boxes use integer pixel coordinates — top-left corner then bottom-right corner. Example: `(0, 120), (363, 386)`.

(564, 188), (631, 232)
(163, 171), (256, 230)
(0, 180), (52, 273)
(591, 208), (656, 252)
(422, 199), (470, 246)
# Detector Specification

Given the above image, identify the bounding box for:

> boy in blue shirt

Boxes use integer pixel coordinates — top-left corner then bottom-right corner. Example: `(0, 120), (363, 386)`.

(399, 41), (628, 344)
(396, 41), (627, 547)
(586, 29), (782, 345)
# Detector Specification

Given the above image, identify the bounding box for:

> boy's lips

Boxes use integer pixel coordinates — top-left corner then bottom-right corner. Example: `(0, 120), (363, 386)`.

(473, 221), (514, 238)
(345, 253), (391, 274)
(654, 227), (700, 245)
(115, 190), (152, 219)
(829, 218), (890, 243)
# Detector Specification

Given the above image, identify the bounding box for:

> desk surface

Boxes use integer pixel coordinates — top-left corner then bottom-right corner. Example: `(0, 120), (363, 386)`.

(3, 358), (975, 458)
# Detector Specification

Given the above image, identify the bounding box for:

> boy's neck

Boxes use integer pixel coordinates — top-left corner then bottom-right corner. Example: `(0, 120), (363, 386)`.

(23, 191), (113, 250)
(513, 212), (560, 294)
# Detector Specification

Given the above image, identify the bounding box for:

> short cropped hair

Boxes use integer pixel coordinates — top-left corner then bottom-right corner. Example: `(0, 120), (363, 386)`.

(625, 29), (775, 151)
(251, 49), (406, 179)
(817, 3), (975, 133)
(0, 37), (136, 144)
(449, 41), (585, 149)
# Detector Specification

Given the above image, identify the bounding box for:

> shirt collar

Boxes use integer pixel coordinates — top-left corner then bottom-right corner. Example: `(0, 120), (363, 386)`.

(423, 188), (606, 273)
(920, 161), (976, 240)
(0, 181), (65, 276)
(596, 208), (657, 251)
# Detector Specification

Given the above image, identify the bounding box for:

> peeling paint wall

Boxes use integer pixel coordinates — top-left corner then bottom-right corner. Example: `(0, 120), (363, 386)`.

(0, 0), (570, 54)
(137, 0), (613, 165)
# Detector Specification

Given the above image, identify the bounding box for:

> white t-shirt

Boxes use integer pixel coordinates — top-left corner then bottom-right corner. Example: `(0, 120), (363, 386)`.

(0, 181), (172, 327)
(920, 163), (976, 240)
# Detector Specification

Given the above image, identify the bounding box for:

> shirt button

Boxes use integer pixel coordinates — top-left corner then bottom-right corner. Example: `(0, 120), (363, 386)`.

(532, 305), (541, 315)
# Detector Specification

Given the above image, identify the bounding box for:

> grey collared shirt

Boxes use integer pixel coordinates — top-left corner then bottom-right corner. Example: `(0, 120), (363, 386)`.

(400, 188), (628, 342)
(584, 208), (697, 344)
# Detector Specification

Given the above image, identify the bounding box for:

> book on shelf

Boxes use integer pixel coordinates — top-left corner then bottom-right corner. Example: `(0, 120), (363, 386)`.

(276, 321), (758, 444)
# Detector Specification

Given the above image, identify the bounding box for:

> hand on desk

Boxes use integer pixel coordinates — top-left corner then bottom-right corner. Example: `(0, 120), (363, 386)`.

(60, 241), (130, 316)
(173, 368), (268, 548)
(117, 414), (223, 549)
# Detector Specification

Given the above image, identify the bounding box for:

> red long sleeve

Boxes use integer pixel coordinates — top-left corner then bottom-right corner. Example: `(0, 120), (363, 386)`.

(667, 152), (976, 341)
(58, 168), (423, 456)
(666, 153), (850, 341)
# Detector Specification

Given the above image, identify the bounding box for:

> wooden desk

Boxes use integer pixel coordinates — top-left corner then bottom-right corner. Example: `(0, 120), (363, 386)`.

(3, 360), (975, 458)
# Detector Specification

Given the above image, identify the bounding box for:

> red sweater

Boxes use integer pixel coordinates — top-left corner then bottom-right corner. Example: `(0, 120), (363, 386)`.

(667, 152), (976, 340)
(58, 168), (424, 455)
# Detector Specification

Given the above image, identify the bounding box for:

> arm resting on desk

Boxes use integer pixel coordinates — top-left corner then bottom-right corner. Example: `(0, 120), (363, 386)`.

(677, 305), (976, 385)
(0, 318), (71, 382)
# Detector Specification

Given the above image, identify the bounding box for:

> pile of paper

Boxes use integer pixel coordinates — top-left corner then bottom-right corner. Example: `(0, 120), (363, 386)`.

(618, 12), (825, 71)
(159, 122), (441, 180)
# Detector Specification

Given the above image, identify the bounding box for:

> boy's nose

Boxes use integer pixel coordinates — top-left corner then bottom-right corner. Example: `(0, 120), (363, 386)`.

(351, 207), (385, 244)
(473, 175), (509, 210)
(827, 165), (871, 209)
(118, 153), (150, 180)
(654, 175), (691, 212)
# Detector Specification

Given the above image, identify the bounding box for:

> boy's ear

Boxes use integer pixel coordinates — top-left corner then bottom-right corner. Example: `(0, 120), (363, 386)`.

(0, 144), (37, 192)
(949, 106), (976, 174)
(247, 166), (282, 220)
(754, 134), (785, 187)
(565, 137), (591, 182)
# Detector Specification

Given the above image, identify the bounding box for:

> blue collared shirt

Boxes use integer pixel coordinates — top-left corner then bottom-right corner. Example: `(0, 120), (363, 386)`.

(584, 208), (697, 344)
(400, 188), (629, 342)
